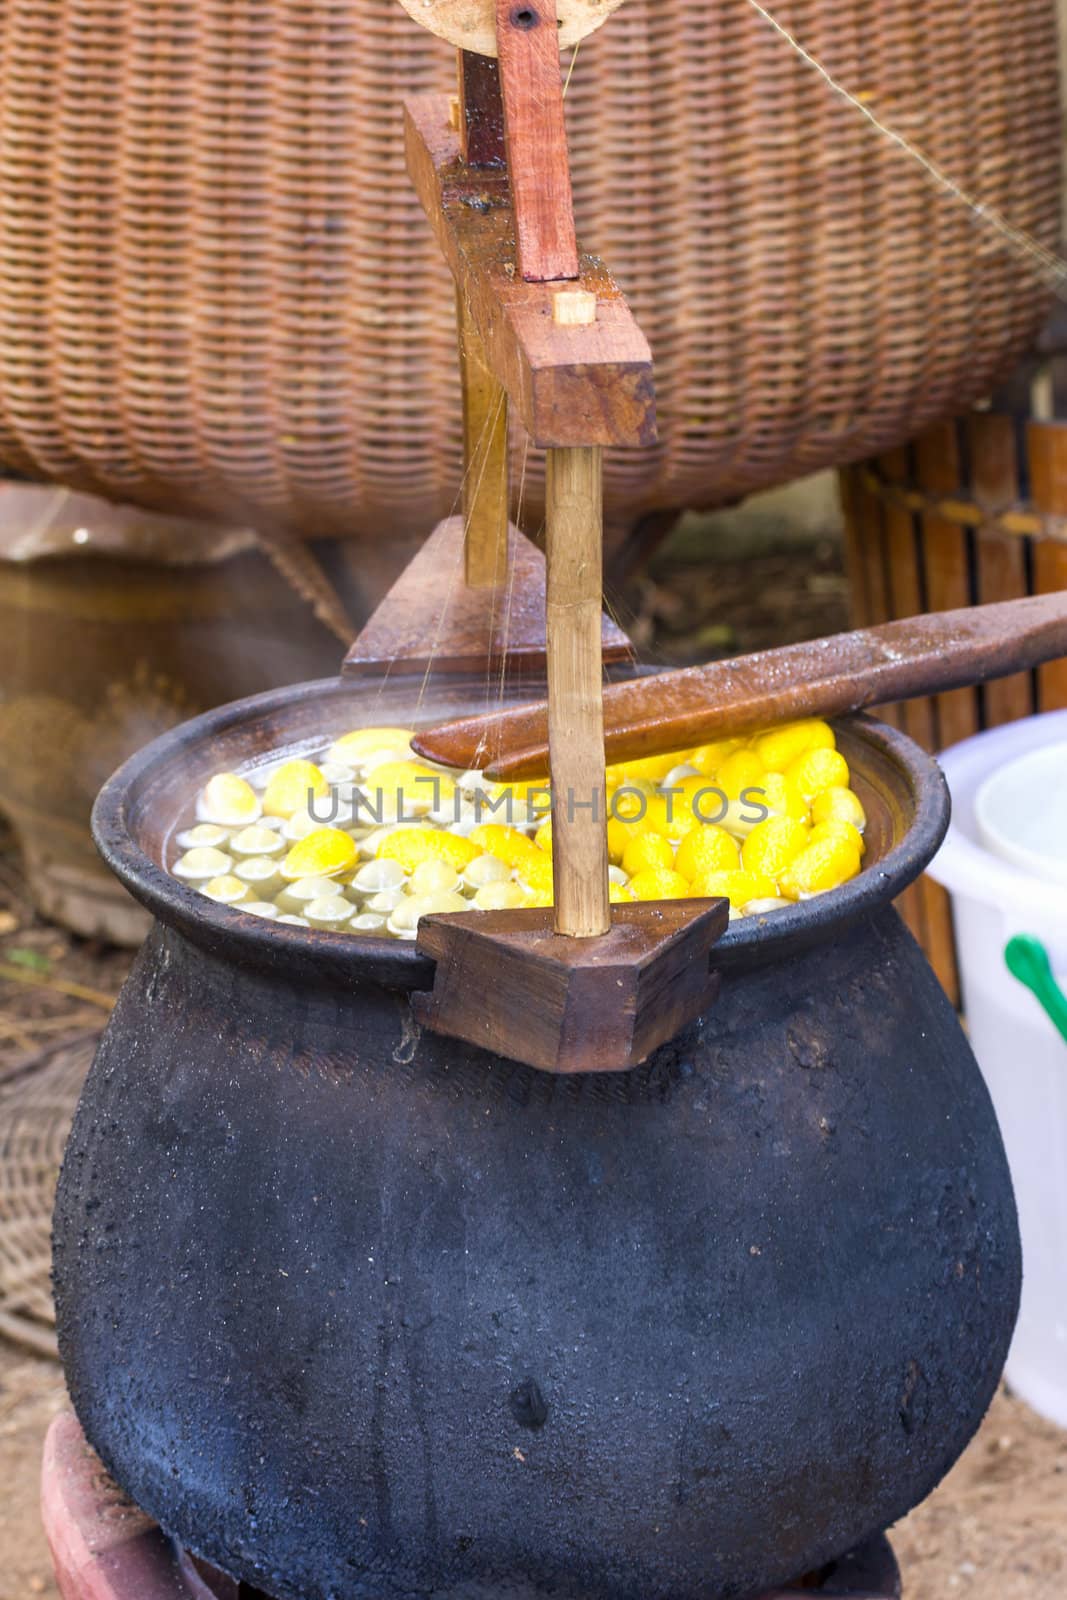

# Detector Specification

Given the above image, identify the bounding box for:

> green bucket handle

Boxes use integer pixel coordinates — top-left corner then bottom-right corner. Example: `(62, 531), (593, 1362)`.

(1005, 935), (1067, 1046)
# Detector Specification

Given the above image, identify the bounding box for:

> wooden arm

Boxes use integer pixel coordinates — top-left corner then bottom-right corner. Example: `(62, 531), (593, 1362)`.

(410, 592), (1067, 778)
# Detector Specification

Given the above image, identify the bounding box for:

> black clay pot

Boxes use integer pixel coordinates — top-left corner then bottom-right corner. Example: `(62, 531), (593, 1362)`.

(53, 679), (1020, 1600)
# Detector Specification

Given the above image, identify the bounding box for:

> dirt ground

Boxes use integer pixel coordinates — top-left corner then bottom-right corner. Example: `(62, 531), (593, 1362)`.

(0, 528), (1064, 1598)
(0, 1345), (65, 1600)
(612, 526), (850, 666)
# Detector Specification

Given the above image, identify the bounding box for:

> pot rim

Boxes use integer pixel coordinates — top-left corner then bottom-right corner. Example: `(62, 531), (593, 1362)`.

(91, 676), (950, 986)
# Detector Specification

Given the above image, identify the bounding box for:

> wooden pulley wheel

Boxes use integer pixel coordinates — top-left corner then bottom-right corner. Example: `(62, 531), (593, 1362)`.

(394, 0), (629, 56)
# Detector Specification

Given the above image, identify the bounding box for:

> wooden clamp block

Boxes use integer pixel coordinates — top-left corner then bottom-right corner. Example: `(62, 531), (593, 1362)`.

(412, 899), (729, 1075)
(404, 93), (655, 449)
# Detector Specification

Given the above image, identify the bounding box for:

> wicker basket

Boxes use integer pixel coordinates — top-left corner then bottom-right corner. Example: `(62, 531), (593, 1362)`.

(840, 370), (1067, 1002)
(0, 0), (1059, 539)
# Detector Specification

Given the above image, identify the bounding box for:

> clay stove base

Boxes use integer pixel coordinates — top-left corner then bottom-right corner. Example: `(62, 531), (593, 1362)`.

(42, 1412), (901, 1600)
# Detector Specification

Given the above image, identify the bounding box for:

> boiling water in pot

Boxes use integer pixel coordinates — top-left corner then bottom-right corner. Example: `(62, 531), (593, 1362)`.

(166, 715), (869, 938)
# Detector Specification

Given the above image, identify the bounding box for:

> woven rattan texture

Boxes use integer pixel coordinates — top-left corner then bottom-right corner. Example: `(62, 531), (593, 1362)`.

(0, 1032), (95, 1360)
(0, 1), (1059, 537)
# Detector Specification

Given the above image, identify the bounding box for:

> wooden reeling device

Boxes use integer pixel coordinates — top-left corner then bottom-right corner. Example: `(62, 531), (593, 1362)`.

(347, 0), (728, 1074)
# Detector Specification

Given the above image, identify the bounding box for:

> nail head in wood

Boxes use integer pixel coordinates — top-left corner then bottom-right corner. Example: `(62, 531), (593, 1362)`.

(553, 289), (598, 327)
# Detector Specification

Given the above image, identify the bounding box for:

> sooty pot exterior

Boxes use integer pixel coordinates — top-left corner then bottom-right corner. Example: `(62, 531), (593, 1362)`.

(53, 692), (1020, 1600)
(54, 906), (1019, 1600)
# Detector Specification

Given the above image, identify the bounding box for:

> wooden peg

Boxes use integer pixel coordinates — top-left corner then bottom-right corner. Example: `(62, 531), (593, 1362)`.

(554, 289), (597, 326)
(545, 444), (611, 937)
(458, 291), (510, 589)
(495, 0), (580, 282)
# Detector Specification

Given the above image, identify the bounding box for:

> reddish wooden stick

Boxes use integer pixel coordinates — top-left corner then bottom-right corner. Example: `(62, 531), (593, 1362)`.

(410, 592), (1067, 778)
(495, 0), (580, 282)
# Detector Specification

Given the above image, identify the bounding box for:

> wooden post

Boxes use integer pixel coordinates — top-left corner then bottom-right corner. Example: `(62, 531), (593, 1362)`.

(458, 291), (510, 589)
(878, 446), (955, 1001)
(917, 423), (979, 752)
(456, 49), (509, 589)
(1027, 421), (1067, 712)
(545, 444), (611, 937)
(873, 449), (925, 947)
(971, 413), (1034, 726)
(458, 50), (506, 168)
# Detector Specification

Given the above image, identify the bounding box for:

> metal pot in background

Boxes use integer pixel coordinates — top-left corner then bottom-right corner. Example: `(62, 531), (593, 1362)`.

(0, 483), (352, 943)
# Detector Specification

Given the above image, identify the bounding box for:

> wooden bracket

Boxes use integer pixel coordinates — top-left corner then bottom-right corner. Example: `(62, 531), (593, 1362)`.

(412, 899), (729, 1075)
(342, 515), (632, 681)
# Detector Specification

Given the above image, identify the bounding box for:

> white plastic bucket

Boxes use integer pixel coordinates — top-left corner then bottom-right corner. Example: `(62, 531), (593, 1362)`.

(929, 710), (1067, 1429)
